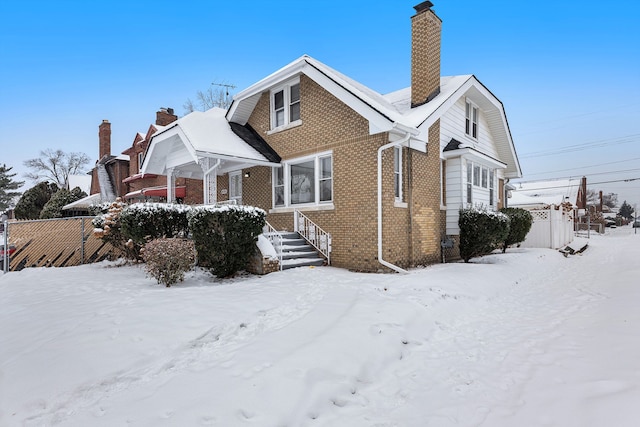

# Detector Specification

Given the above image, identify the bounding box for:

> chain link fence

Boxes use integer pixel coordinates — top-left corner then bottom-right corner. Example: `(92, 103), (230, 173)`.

(2, 217), (121, 273)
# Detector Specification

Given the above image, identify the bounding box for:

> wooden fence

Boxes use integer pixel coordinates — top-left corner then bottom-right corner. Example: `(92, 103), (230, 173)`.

(3, 217), (121, 272)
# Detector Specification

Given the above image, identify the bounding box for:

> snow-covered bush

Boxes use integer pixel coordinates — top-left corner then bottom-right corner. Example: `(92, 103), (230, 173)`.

(142, 238), (195, 287)
(500, 207), (533, 253)
(459, 207), (510, 263)
(93, 198), (140, 261)
(187, 205), (266, 278)
(120, 203), (190, 247)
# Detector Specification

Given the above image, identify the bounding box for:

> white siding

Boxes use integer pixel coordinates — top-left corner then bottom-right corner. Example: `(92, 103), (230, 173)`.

(440, 98), (499, 160)
(445, 157), (463, 235)
(441, 97), (504, 235)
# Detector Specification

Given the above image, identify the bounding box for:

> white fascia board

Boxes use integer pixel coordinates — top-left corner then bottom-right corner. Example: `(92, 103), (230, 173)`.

(303, 65), (395, 135)
(195, 151), (280, 168)
(443, 147), (507, 169)
(417, 77), (475, 131)
(466, 78), (522, 179)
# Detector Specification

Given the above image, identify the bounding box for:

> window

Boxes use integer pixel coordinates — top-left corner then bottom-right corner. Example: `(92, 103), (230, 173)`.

(272, 153), (333, 207)
(473, 165), (480, 187)
(467, 162), (472, 204)
(394, 146), (402, 201)
(274, 167), (285, 206)
(138, 152), (144, 172)
(290, 160), (315, 204)
(271, 80), (301, 130)
(229, 171), (242, 204)
(465, 100), (478, 139)
(319, 156), (332, 202)
(489, 170), (495, 206)
(481, 167), (488, 188)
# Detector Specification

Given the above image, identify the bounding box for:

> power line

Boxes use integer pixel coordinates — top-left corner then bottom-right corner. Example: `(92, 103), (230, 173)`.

(524, 156), (640, 177)
(520, 134), (640, 158)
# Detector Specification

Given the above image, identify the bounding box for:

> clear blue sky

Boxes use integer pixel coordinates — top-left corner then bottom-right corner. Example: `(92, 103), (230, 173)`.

(1, 0), (639, 207)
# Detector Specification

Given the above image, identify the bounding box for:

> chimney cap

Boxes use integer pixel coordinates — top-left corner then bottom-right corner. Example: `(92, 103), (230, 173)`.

(414, 1), (434, 14)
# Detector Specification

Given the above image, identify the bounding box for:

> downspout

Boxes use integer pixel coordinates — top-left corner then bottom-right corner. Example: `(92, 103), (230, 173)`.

(377, 133), (412, 274)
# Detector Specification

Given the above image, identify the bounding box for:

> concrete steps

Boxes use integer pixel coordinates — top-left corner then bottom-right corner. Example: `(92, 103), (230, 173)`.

(265, 231), (326, 270)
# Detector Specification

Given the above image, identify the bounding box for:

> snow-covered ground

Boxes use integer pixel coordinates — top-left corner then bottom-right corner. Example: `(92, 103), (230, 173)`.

(1, 226), (639, 427)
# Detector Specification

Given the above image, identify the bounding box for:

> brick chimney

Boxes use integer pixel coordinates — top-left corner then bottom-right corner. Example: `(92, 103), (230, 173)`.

(98, 119), (111, 159)
(411, 1), (442, 108)
(156, 107), (178, 126)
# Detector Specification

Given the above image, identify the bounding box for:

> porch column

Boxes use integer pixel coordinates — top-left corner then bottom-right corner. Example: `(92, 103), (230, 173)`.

(166, 167), (175, 203)
(199, 157), (220, 205)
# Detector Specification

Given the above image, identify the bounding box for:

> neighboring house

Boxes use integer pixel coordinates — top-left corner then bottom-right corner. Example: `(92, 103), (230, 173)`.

(119, 107), (206, 204)
(509, 177), (586, 212)
(142, 1), (522, 272)
(509, 177), (587, 249)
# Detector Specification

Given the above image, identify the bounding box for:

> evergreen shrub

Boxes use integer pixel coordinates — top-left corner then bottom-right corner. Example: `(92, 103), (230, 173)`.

(459, 207), (510, 263)
(188, 205), (266, 278)
(142, 238), (196, 287)
(500, 207), (533, 252)
(120, 203), (190, 247)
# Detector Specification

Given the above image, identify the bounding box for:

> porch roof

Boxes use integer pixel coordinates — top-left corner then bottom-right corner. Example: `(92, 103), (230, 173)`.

(141, 108), (280, 179)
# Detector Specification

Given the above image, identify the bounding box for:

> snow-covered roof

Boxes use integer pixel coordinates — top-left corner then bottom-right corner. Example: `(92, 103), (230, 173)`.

(142, 108), (280, 178)
(62, 193), (103, 210)
(227, 54), (521, 178)
(509, 179), (582, 208)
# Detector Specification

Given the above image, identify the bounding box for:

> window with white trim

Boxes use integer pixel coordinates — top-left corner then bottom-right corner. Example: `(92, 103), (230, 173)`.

(272, 152), (333, 207)
(489, 170), (495, 206)
(271, 79), (301, 130)
(138, 152), (144, 172)
(467, 160), (497, 207)
(465, 99), (478, 139)
(394, 146), (402, 201)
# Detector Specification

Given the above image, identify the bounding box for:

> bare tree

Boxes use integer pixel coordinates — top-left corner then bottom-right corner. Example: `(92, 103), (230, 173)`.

(183, 83), (236, 114)
(23, 149), (91, 189)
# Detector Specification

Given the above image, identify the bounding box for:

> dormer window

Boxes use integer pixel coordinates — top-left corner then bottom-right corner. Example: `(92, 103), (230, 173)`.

(271, 78), (301, 131)
(465, 99), (478, 139)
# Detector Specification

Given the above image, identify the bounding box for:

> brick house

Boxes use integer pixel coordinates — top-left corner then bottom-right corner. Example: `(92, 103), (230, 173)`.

(141, 1), (522, 272)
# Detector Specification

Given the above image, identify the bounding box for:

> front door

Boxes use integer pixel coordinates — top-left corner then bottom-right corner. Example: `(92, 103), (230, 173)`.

(229, 171), (242, 205)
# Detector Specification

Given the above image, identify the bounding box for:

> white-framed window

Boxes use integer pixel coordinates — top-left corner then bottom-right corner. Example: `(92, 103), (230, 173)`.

(274, 166), (285, 207)
(467, 159), (497, 207)
(272, 152), (333, 207)
(465, 99), (478, 139)
(271, 79), (301, 130)
(394, 146), (402, 201)
(229, 171), (242, 204)
(489, 170), (495, 206)
(466, 162), (473, 204)
(138, 152), (144, 172)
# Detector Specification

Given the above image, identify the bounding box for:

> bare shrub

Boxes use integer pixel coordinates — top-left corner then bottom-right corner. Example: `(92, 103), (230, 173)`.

(142, 238), (195, 287)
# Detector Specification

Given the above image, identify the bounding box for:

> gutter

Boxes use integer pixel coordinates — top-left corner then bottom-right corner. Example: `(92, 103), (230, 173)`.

(377, 125), (419, 274)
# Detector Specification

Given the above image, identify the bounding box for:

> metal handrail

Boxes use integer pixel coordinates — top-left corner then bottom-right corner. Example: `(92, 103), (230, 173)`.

(263, 221), (284, 270)
(293, 210), (331, 265)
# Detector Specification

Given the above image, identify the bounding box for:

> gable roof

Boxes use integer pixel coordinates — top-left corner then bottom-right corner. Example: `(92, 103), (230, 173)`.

(226, 54), (521, 178)
(141, 108), (280, 177)
(509, 178), (582, 208)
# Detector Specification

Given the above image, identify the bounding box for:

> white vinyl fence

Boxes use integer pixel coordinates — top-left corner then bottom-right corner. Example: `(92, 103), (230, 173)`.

(520, 207), (575, 249)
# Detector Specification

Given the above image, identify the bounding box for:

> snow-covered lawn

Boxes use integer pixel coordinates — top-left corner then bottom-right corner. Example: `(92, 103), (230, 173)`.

(1, 227), (639, 426)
